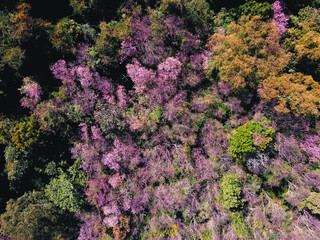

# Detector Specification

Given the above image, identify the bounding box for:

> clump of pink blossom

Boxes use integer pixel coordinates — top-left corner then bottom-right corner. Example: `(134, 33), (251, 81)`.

(300, 135), (320, 163)
(272, 0), (289, 35)
(19, 77), (42, 111)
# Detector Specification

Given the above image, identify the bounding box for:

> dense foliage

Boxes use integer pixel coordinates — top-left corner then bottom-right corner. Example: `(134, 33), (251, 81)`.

(1, 0), (320, 239)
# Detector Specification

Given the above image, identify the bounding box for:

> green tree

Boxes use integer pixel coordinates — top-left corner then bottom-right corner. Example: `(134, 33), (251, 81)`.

(4, 145), (30, 184)
(158, 0), (214, 31)
(0, 3), (47, 71)
(303, 192), (320, 215)
(230, 212), (251, 239)
(0, 191), (78, 240)
(220, 173), (244, 211)
(236, 0), (273, 20)
(10, 115), (41, 150)
(69, 0), (94, 15)
(285, 7), (320, 80)
(50, 18), (82, 53)
(0, 10), (24, 71)
(45, 158), (89, 213)
(0, 116), (16, 144)
(93, 18), (130, 67)
(228, 121), (275, 162)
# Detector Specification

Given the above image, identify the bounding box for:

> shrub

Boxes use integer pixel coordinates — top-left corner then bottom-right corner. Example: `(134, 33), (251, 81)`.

(10, 115), (41, 149)
(228, 121), (275, 163)
(50, 18), (82, 53)
(303, 192), (320, 215)
(230, 212), (251, 239)
(45, 158), (88, 213)
(237, 0), (273, 20)
(69, 0), (94, 15)
(220, 173), (244, 211)
(4, 145), (30, 184)
(0, 191), (78, 240)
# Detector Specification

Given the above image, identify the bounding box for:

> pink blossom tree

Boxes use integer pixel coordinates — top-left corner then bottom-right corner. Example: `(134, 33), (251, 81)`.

(272, 0), (289, 35)
(19, 77), (42, 111)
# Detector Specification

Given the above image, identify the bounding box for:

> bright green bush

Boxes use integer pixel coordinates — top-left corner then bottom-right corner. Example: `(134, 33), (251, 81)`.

(149, 106), (163, 123)
(45, 174), (82, 213)
(228, 121), (275, 162)
(220, 173), (244, 211)
(230, 212), (251, 239)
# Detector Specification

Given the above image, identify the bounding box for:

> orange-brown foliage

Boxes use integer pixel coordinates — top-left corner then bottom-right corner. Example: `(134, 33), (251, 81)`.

(259, 73), (320, 116)
(208, 16), (290, 92)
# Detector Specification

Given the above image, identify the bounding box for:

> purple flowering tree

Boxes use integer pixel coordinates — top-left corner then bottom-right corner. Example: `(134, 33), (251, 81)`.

(272, 0), (289, 35)
(19, 77), (42, 111)
(300, 135), (320, 163)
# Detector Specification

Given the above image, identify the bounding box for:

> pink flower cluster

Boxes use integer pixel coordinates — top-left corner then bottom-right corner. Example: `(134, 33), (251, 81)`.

(19, 77), (42, 111)
(272, 0), (289, 35)
(301, 135), (320, 163)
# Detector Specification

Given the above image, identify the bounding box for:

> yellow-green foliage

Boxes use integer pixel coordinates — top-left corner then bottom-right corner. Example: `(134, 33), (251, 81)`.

(220, 173), (244, 211)
(265, 162), (291, 189)
(0, 8), (27, 70)
(149, 224), (179, 239)
(96, 19), (131, 45)
(69, 0), (94, 15)
(0, 116), (16, 144)
(45, 158), (88, 213)
(94, 19), (131, 66)
(51, 18), (81, 53)
(185, 0), (213, 27)
(159, 0), (213, 28)
(285, 7), (320, 61)
(230, 212), (251, 239)
(200, 230), (214, 240)
(303, 192), (320, 215)
(237, 0), (273, 20)
(149, 106), (163, 123)
(4, 145), (30, 182)
(10, 115), (41, 149)
(159, 0), (183, 13)
(1, 46), (24, 70)
(228, 121), (275, 162)
(148, 9), (166, 37)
